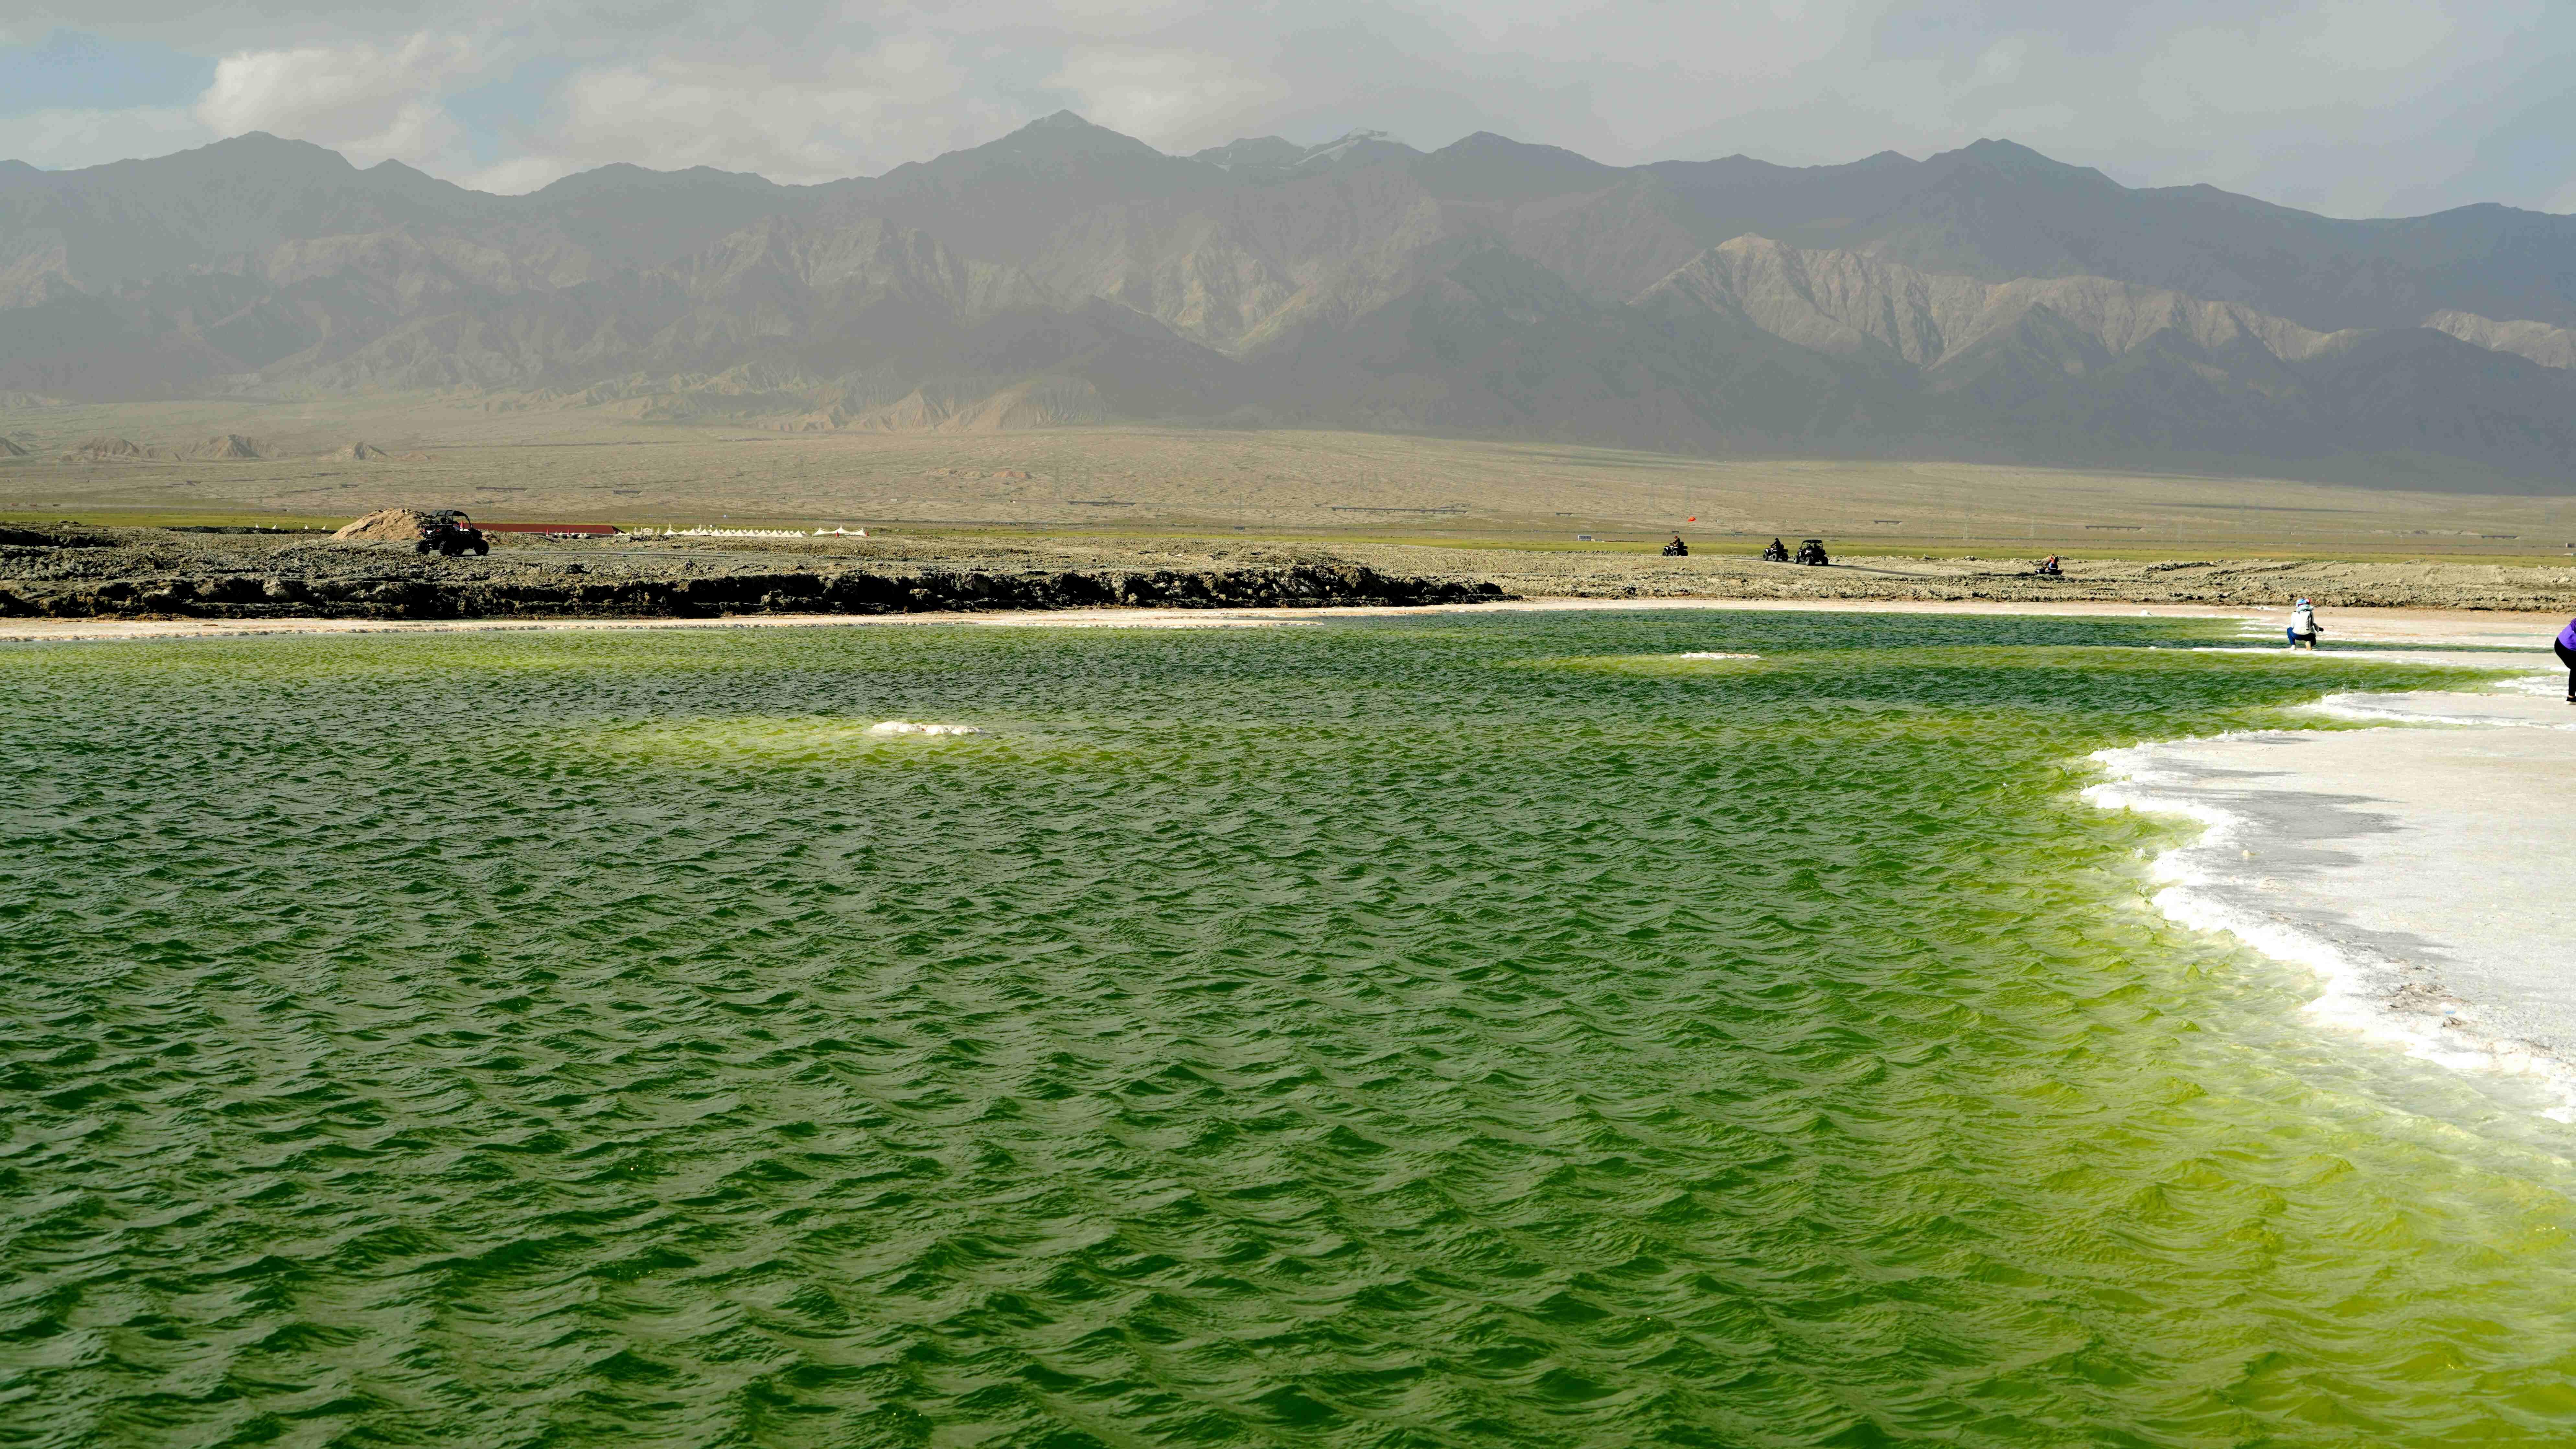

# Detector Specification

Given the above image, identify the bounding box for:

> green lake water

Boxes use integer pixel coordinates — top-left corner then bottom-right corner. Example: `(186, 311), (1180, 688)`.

(7, 611), (2576, 1447)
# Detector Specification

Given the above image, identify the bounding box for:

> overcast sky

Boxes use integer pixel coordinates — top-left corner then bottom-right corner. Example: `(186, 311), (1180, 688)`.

(1, 1), (2569, 216)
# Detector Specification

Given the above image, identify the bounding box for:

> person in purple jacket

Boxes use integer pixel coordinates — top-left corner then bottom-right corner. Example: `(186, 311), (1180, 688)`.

(2558, 617), (2576, 703)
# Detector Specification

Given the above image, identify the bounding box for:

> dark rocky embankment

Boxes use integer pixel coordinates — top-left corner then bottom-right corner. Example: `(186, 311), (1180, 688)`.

(0, 528), (1504, 620)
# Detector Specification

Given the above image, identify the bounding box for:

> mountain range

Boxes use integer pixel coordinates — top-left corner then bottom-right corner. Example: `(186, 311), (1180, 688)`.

(4, 114), (2575, 484)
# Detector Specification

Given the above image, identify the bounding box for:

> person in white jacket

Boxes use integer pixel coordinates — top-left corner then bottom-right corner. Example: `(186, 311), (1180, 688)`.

(2286, 598), (2319, 649)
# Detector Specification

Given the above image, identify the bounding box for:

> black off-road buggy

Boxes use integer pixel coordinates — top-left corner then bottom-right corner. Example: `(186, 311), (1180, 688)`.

(415, 510), (490, 557)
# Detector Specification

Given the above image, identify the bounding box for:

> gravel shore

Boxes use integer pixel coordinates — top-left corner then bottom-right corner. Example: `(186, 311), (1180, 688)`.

(1338, 544), (2576, 610)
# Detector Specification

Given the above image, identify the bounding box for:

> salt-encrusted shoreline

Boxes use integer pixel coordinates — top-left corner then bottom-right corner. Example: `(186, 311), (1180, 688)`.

(2087, 662), (2576, 1118)
(4, 596), (2567, 646)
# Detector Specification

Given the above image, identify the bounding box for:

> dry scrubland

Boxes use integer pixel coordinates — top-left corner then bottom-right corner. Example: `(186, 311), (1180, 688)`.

(3, 399), (2574, 612)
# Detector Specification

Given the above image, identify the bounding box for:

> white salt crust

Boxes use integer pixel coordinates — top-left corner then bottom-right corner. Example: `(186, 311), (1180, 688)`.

(2086, 683), (2576, 1121)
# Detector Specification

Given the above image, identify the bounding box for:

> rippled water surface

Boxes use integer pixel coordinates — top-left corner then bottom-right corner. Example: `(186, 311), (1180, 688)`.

(9, 613), (2576, 1447)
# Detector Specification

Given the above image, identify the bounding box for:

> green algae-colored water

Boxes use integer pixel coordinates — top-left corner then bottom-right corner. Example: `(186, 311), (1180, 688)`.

(8, 611), (2576, 1447)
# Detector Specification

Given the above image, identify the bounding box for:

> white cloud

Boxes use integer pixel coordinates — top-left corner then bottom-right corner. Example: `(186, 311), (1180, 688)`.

(1972, 37), (2027, 88)
(2137, 0), (2513, 121)
(2300, 0), (2458, 70)
(1011, 0), (1213, 38)
(2, 0), (2574, 214)
(536, 34), (1001, 184)
(1423, 0), (1860, 78)
(1981, 103), (2075, 137)
(1046, 45), (1288, 149)
(460, 154), (573, 195)
(0, 105), (211, 169)
(196, 33), (482, 168)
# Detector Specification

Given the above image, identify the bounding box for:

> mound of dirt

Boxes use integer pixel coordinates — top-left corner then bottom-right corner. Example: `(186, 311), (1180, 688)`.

(190, 434), (261, 459)
(331, 507), (436, 542)
(336, 442), (389, 461)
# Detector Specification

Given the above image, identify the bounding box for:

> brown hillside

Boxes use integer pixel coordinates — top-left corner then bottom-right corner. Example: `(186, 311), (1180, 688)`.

(64, 436), (149, 461)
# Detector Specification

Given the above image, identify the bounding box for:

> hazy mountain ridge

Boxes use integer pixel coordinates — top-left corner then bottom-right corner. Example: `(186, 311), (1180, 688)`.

(3, 118), (2574, 480)
(2424, 309), (2576, 370)
(1643, 236), (2370, 370)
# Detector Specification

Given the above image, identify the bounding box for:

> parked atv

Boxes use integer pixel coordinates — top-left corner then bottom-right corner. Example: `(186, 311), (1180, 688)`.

(1795, 538), (1830, 566)
(416, 510), (489, 557)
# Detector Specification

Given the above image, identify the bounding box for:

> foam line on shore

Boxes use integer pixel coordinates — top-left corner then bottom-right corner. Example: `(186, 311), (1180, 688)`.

(2304, 691), (2576, 729)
